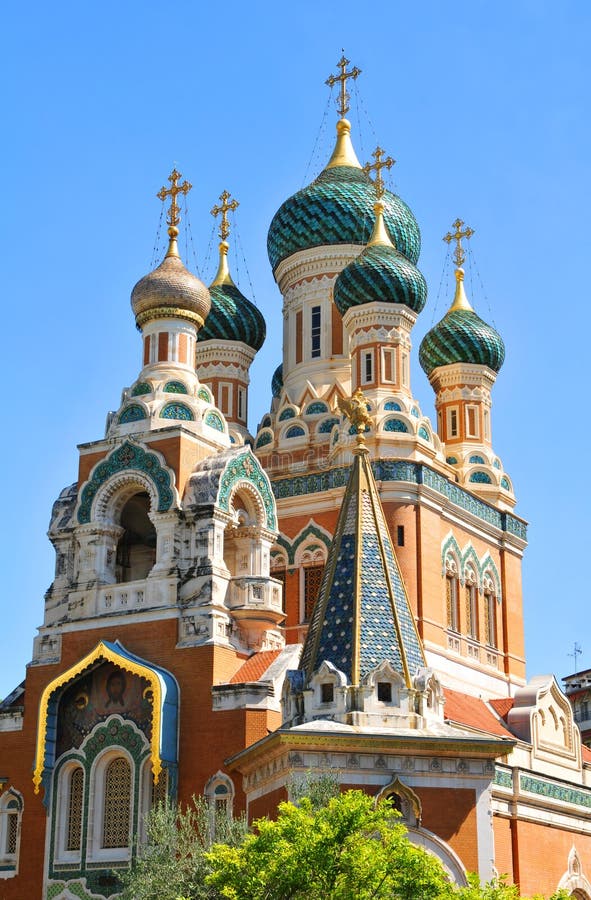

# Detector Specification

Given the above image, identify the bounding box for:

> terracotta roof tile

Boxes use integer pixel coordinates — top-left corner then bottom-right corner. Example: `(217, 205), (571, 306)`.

(582, 745), (591, 764)
(229, 650), (283, 684)
(444, 688), (515, 739)
(489, 697), (514, 721)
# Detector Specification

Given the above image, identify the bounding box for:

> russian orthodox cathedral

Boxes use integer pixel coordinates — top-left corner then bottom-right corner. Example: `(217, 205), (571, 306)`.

(1, 57), (590, 899)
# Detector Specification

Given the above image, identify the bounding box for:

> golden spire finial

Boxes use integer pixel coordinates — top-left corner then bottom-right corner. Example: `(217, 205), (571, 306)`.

(363, 146), (396, 246)
(363, 146), (395, 199)
(326, 53), (361, 119)
(157, 168), (192, 258)
(211, 189), (239, 242)
(337, 388), (372, 450)
(444, 219), (475, 312)
(210, 190), (239, 287)
(443, 217), (475, 269)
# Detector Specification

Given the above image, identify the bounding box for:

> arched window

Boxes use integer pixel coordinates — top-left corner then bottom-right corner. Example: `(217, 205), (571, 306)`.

(102, 757), (132, 850)
(271, 552), (288, 612)
(300, 547), (326, 622)
(464, 566), (478, 641)
(115, 491), (156, 583)
(66, 767), (84, 852)
(0, 789), (22, 875)
(445, 557), (460, 633)
(204, 772), (235, 836)
(483, 574), (497, 649)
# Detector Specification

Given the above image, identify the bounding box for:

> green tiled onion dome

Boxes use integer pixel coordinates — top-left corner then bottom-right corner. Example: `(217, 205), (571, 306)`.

(131, 234), (210, 330)
(419, 270), (505, 376)
(333, 220), (427, 316)
(200, 243), (266, 351)
(271, 363), (283, 398)
(267, 119), (420, 272)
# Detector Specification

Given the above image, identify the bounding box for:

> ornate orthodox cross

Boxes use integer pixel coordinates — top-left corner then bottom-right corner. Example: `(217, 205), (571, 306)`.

(326, 54), (361, 118)
(157, 168), (192, 230)
(443, 218), (475, 268)
(363, 146), (396, 199)
(211, 189), (239, 242)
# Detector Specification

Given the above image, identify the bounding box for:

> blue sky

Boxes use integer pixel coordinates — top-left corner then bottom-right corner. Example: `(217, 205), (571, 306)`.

(1, 1), (589, 697)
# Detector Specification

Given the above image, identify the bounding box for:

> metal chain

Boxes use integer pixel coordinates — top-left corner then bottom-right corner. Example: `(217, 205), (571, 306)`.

(203, 220), (216, 281)
(183, 198), (202, 278)
(233, 211), (258, 305)
(431, 249), (452, 325)
(466, 246), (497, 325)
(302, 91), (332, 187)
(150, 204), (164, 268)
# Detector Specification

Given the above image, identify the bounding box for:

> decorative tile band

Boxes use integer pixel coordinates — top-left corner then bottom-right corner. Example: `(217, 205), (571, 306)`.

(519, 773), (591, 809)
(493, 767), (512, 789)
(270, 461), (527, 539)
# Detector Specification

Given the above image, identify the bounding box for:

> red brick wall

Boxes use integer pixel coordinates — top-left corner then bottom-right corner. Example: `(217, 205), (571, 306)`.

(418, 786), (478, 874)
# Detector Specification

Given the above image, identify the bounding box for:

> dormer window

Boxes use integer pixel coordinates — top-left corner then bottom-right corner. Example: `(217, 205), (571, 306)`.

(321, 683), (334, 703)
(377, 682), (392, 702)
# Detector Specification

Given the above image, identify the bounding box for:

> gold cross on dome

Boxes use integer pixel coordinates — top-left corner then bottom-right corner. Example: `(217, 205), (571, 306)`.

(443, 218), (475, 268)
(157, 168), (192, 231)
(363, 146), (396, 199)
(326, 53), (361, 118)
(211, 190), (239, 242)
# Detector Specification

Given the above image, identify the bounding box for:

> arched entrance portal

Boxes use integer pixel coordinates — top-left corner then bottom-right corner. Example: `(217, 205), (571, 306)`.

(116, 492), (156, 583)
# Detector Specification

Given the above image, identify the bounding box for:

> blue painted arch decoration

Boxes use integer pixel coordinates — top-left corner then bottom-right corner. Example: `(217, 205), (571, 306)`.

(160, 402), (194, 421)
(255, 430), (273, 449)
(204, 410), (225, 432)
(119, 404), (147, 424)
(383, 417), (409, 433)
(469, 470), (492, 484)
(77, 440), (175, 523)
(285, 425), (306, 439)
(131, 382), (152, 396)
(164, 380), (188, 394)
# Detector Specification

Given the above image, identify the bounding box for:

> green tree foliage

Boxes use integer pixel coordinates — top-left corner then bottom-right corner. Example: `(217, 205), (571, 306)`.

(206, 790), (451, 900)
(118, 796), (247, 900)
(286, 767), (341, 809)
(121, 787), (569, 900)
(454, 874), (570, 900)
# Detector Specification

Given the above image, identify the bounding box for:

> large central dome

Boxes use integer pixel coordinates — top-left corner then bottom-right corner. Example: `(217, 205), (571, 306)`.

(267, 120), (421, 273)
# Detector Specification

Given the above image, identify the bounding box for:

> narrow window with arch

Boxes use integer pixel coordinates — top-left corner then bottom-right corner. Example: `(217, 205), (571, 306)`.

(464, 569), (479, 641)
(311, 306), (321, 358)
(102, 757), (132, 849)
(66, 767), (84, 852)
(362, 350), (374, 385)
(304, 563), (324, 622)
(445, 560), (460, 633)
(5, 805), (18, 856)
(0, 790), (22, 873)
(205, 773), (235, 834)
(484, 581), (497, 649)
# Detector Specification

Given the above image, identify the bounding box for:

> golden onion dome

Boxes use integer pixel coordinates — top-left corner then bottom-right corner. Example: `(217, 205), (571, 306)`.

(131, 231), (211, 331)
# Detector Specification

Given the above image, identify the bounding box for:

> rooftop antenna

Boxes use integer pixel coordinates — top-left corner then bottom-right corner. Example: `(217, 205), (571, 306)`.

(569, 642), (583, 672)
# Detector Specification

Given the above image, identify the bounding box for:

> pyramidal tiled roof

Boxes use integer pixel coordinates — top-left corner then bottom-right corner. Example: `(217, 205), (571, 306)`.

(300, 440), (425, 687)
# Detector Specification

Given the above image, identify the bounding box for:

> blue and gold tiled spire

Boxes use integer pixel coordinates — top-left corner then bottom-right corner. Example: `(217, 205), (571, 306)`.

(300, 390), (426, 688)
